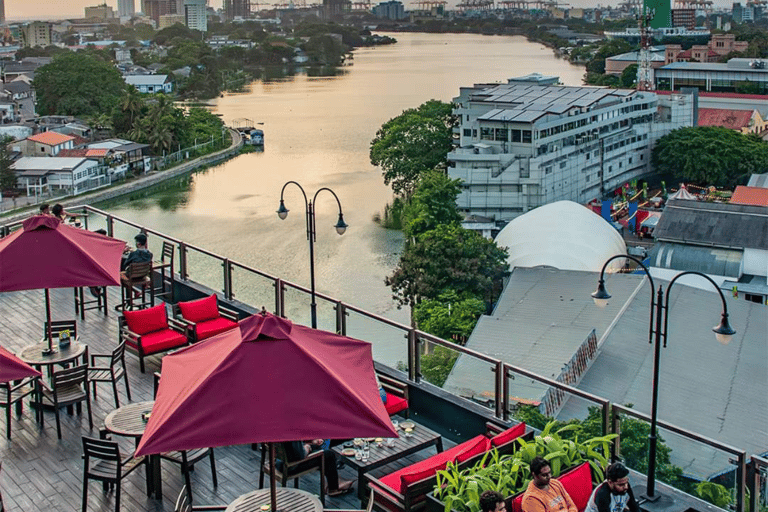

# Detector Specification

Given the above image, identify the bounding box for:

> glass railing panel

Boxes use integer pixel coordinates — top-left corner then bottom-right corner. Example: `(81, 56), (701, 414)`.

(281, 283), (313, 329)
(184, 247), (225, 295)
(419, 338), (470, 391)
(230, 265), (277, 314)
(345, 309), (408, 369)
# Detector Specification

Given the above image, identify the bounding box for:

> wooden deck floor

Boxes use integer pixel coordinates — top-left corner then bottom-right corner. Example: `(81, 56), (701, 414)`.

(0, 287), (447, 512)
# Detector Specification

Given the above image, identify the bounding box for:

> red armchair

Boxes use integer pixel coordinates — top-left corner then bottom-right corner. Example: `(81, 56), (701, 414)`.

(172, 294), (239, 343)
(119, 304), (189, 373)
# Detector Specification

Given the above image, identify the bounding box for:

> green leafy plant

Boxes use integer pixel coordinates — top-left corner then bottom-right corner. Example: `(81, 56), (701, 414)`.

(694, 482), (733, 508)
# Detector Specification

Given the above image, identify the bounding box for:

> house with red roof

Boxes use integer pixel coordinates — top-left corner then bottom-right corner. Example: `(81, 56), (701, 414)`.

(730, 186), (768, 207)
(697, 108), (766, 135)
(18, 131), (75, 157)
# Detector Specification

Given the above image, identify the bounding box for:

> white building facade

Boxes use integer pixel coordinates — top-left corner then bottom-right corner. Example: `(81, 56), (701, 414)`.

(184, 0), (208, 32)
(448, 75), (695, 223)
(118, 0), (135, 17)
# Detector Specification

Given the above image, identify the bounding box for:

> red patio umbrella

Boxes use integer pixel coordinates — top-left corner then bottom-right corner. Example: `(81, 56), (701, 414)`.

(136, 312), (397, 509)
(0, 215), (126, 352)
(0, 346), (42, 383)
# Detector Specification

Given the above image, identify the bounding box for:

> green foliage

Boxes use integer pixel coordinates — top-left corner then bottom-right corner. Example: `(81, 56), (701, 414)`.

(401, 170), (463, 238)
(413, 290), (486, 342)
(420, 346), (460, 387)
(694, 482), (733, 508)
(0, 136), (16, 191)
(385, 223), (509, 308)
(370, 100), (455, 197)
(584, 39), (633, 75)
(652, 127), (768, 188)
(620, 64), (638, 88)
(34, 53), (126, 117)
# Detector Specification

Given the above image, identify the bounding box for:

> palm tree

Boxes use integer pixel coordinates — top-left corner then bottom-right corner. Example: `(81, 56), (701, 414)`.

(121, 85), (143, 128)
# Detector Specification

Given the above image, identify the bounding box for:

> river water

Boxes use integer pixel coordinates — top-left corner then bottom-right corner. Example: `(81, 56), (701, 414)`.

(105, 33), (585, 333)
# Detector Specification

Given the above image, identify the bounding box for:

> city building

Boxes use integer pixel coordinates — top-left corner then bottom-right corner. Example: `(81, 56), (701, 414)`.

(224, 0), (249, 20)
(118, 0), (135, 18)
(84, 3), (115, 19)
(143, 0), (172, 23)
(11, 157), (102, 196)
(447, 74), (694, 223)
(124, 74), (174, 94)
(20, 22), (52, 48)
(697, 107), (766, 134)
(732, 2), (755, 23)
(0, 0), (5, 25)
(655, 58), (768, 93)
(184, 0), (208, 32)
(372, 0), (406, 20)
(605, 45), (666, 75)
(671, 8), (695, 29)
(19, 131), (75, 157)
(158, 13), (185, 27)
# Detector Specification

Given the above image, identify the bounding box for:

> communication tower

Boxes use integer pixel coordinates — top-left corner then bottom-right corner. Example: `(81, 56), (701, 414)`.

(636, 6), (655, 91)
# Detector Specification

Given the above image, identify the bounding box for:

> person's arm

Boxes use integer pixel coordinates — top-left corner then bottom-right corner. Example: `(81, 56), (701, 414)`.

(591, 483), (613, 512)
(555, 480), (578, 512)
(625, 485), (640, 512)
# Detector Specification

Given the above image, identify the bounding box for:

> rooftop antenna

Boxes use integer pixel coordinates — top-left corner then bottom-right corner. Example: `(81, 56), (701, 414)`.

(637, 6), (656, 91)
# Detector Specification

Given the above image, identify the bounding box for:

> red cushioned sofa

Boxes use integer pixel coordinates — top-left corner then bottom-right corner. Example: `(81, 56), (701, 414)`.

(368, 422), (530, 512)
(511, 462), (594, 512)
(119, 304), (189, 373)
(172, 294), (239, 343)
(377, 370), (409, 417)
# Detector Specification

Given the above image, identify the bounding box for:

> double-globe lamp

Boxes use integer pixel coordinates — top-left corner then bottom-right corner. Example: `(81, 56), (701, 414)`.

(590, 254), (735, 501)
(276, 181), (348, 329)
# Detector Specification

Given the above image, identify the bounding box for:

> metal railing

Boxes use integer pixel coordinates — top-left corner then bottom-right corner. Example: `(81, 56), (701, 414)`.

(1, 205), (759, 512)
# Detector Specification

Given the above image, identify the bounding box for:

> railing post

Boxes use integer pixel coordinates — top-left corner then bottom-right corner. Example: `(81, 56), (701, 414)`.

(611, 407), (622, 462)
(178, 242), (188, 280)
(335, 302), (347, 336)
(494, 361), (504, 419)
(223, 259), (233, 301)
(746, 457), (760, 512)
(408, 329), (418, 383)
(734, 452), (747, 512)
(601, 400), (610, 439)
(106, 215), (114, 237)
(275, 278), (285, 317)
(502, 365), (510, 422)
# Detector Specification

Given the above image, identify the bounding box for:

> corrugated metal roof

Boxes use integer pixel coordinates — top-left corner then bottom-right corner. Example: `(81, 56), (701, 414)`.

(648, 242), (742, 277)
(748, 173), (768, 188)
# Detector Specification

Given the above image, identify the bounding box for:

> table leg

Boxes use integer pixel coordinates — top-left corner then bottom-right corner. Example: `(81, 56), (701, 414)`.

(436, 437), (444, 452)
(358, 467), (366, 504)
(151, 454), (162, 499)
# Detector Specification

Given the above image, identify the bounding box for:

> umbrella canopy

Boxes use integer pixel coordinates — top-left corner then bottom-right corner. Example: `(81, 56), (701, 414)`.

(0, 346), (41, 383)
(0, 215), (125, 292)
(136, 312), (397, 456)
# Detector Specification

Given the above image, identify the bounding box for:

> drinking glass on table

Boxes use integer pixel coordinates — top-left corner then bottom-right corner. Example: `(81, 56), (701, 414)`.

(362, 441), (370, 461)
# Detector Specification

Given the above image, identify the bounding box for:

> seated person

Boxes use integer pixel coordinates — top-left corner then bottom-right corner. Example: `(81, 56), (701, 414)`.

(282, 440), (354, 497)
(374, 372), (387, 404)
(522, 456), (577, 512)
(480, 490), (506, 512)
(121, 233), (153, 275)
(584, 463), (639, 512)
(39, 203), (51, 216)
(52, 203), (80, 226)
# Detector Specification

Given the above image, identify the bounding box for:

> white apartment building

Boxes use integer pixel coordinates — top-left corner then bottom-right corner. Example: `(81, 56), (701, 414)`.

(118, 0), (135, 17)
(184, 0), (208, 32)
(448, 74), (695, 223)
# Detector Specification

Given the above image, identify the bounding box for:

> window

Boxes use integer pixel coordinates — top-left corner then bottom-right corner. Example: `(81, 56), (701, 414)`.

(545, 167), (552, 174)
(511, 130), (521, 142)
(629, 157), (632, 163)
(463, 129), (472, 137)
(560, 161), (566, 169)
(495, 128), (508, 141)
(522, 130), (532, 143)
(480, 128), (492, 140)
(473, 129), (478, 138)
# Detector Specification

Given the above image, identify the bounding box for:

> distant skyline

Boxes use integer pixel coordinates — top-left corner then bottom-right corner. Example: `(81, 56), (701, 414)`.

(3, 0), (736, 21)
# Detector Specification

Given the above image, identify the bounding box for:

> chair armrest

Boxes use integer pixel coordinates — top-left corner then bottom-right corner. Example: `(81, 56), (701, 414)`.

(368, 474), (406, 502)
(174, 316), (196, 328)
(120, 326), (141, 343)
(219, 305), (239, 322)
(191, 507), (227, 511)
(377, 372), (409, 401)
(286, 448), (324, 469)
(9, 376), (38, 393)
(486, 421), (505, 437)
(90, 353), (111, 365)
(168, 317), (189, 333)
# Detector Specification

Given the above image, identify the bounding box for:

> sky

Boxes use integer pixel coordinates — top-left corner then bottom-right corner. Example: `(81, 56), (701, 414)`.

(4, 0), (735, 21)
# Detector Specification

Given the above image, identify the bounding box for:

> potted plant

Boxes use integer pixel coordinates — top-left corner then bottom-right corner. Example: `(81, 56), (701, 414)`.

(428, 421), (617, 512)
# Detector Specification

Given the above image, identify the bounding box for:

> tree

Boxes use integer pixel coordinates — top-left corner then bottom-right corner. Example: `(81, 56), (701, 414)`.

(0, 136), (16, 191)
(620, 64), (638, 88)
(370, 100), (455, 197)
(386, 223), (509, 308)
(413, 290), (486, 342)
(653, 127), (768, 188)
(401, 169), (463, 238)
(34, 53), (126, 117)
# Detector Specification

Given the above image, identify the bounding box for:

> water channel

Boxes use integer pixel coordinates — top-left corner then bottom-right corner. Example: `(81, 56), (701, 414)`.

(103, 32), (586, 353)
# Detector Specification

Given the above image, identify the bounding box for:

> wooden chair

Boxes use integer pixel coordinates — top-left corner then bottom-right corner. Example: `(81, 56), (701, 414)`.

(0, 375), (39, 439)
(42, 320), (78, 343)
(40, 364), (92, 439)
(81, 435), (145, 512)
(118, 261), (154, 311)
(73, 286), (108, 320)
(174, 484), (226, 511)
(119, 305), (188, 373)
(153, 240), (176, 302)
(259, 442), (325, 505)
(377, 370), (409, 418)
(87, 341), (131, 408)
(172, 294), (239, 343)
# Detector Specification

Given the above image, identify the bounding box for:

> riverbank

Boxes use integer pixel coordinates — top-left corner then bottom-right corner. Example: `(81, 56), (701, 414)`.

(0, 128), (243, 226)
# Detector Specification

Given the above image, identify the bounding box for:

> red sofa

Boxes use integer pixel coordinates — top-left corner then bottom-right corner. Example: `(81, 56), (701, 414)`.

(119, 304), (189, 373)
(511, 462), (594, 512)
(377, 371), (409, 417)
(172, 294), (239, 343)
(369, 422), (529, 512)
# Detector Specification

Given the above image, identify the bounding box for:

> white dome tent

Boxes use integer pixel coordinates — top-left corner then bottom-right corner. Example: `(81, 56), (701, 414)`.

(495, 201), (627, 272)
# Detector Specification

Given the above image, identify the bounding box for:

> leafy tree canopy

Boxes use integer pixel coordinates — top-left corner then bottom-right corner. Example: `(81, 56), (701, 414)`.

(652, 126), (768, 188)
(34, 52), (126, 117)
(0, 136), (17, 191)
(401, 169), (463, 238)
(153, 24), (202, 46)
(386, 223), (509, 307)
(413, 290), (486, 342)
(370, 99), (455, 197)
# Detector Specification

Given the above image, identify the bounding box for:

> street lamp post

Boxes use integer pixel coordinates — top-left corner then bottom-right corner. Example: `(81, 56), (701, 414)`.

(277, 181), (348, 329)
(591, 255), (735, 501)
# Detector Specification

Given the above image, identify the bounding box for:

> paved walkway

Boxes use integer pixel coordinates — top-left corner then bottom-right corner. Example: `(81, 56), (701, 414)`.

(0, 128), (243, 224)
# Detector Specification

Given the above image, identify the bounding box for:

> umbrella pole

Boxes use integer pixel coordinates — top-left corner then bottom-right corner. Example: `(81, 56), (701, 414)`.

(44, 289), (53, 354)
(270, 443), (278, 512)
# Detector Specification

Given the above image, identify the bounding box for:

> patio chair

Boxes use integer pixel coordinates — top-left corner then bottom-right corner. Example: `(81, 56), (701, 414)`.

(42, 320), (78, 343)
(73, 285), (108, 320)
(87, 340), (131, 408)
(174, 484), (226, 511)
(0, 375), (39, 439)
(119, 304), (189, 373)
(172, 294), (239, 343)
(40, 364), (92, 439)
(153, 240), (176, 302)
(81, 435), (146, 512)
(258, 442), (325, 505)
(118, 261), (154, 312)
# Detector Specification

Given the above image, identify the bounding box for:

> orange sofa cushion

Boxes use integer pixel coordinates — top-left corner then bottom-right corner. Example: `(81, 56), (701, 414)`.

(178, 294), (220, 323)
(558, 462), (593, 512)
(123, 304), (168, 335)
(490, 422), (526, 447)
(385, 394), (408, 415)
(195, 317), (238, 341)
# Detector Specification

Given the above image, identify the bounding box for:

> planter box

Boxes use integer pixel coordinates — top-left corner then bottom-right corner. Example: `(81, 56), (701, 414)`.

(425, 489), (523, 512)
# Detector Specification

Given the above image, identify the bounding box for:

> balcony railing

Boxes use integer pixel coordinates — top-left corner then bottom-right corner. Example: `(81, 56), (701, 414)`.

(2, 205), (762, 512)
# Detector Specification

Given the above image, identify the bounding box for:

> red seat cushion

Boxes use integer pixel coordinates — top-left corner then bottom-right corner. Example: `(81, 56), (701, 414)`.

(558, 462), (593, 512)
(194, 317), (238, 341)
(178, 294), (220, 323)
(490, 422), (526, 447)
(512, 494), (524, 512)
(137, 329), (187, 355)
(123, 304), (168, 335)
(378, 448), (458, 493)
(385, 394), (408, 415)
(455, 435), (492, 463)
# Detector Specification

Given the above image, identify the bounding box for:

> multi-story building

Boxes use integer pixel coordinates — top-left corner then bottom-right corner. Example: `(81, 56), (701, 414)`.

(118, 0), (136, 17)
(184, 0), (208, 32)
(224, 0), (249, 20)
(447, 74), (694, 223)
(84, 4), (115, 19)
(158, 13), (185, 27)
(732, 2), (754, 22)
(143, 0), (171, 23)
(372, 0), (406, 20)
(656, 57), (768, 93)
(0, 0), (5, 25)
(671, 8), (695, 29)
(20, 22), (52, 48)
